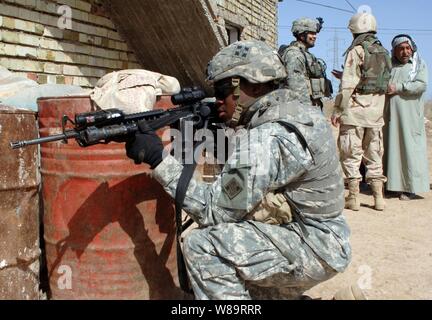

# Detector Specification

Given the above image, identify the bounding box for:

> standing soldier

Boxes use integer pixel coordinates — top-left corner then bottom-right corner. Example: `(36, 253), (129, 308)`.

(331, 12), (392, 211)
(280, 17), (332, 109)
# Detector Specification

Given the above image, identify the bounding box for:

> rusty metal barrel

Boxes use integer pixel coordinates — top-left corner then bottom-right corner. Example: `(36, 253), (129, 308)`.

(0, 106), (40, 300)
(39, 96), (184, 300)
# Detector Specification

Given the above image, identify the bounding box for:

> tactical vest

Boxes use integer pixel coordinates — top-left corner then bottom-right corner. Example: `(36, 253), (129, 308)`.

(286, 43), (332, 100)
(249, 92), (345, 220)
(356, 38), (392, 94)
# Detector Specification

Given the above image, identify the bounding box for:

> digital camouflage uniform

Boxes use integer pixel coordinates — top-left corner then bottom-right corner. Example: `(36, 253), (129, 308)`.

(282, 41), (328, 107)
(153, 41), (351, 300)
(281, 18), (330, 108)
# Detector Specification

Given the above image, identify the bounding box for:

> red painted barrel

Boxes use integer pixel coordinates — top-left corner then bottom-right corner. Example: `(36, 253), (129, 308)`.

(0, 106), (40, 300)
(39, 96), (185, 300)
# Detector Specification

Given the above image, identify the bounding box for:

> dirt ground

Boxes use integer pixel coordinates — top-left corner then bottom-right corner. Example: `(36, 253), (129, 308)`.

(303, 102), (432, 300)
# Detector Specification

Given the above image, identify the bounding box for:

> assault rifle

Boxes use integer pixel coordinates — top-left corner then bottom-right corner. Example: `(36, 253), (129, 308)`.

(10, 87), (218, 149)
(10, 87), (220, 294)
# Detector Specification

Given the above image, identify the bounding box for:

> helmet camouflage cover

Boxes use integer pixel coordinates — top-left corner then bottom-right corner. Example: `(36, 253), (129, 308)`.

(206, 40), (287, 85)
(292, 17), (323, 35)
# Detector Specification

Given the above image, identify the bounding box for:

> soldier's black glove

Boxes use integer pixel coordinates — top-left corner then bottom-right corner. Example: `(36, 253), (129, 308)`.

(125, 122), (164, 168)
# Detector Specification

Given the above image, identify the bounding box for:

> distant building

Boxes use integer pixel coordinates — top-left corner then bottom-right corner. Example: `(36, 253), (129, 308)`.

(0, 0), (281, 90)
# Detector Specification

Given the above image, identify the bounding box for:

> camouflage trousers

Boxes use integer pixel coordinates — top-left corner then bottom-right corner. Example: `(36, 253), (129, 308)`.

(182, 221), (337, 300)
(338, 125), (387, 183)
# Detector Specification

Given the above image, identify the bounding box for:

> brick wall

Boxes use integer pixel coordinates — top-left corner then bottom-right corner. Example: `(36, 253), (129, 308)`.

(0, 0), (140, 88)
(216, 0), (279, 48)
(0, 0), (280, 89)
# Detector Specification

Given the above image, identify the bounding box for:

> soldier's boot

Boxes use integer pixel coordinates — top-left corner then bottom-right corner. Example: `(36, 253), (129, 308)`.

(371, 180), (385, 211)
(333, 284), (367, 300)
(345, 180), (360, 211)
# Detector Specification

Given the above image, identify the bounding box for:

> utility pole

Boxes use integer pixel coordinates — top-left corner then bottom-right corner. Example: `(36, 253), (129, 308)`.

(327, 29), (345, 72)
(326, 29), (345, 95)
(333, 30), (340, 70)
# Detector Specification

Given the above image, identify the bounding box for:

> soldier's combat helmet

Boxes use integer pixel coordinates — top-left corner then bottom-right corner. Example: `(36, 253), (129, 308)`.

(291, 17), (324, 36)
(348, 12), (377, 34)
(206, 40), (286, 85)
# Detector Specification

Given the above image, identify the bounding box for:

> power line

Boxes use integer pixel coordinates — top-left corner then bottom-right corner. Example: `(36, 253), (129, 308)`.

(295, 0), (354, 13)
(279, 25), (432, 32)
(344, 0), (356, 12)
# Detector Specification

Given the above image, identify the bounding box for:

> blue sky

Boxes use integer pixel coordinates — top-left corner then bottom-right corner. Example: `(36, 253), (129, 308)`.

(277, 0), (432, 99)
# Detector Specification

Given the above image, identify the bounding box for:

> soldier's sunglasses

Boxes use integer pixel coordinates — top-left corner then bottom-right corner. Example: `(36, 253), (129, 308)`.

(214, 82), (234, 100)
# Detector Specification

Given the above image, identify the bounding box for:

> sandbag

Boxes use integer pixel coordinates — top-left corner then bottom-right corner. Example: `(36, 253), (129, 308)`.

(90, 69), (181, 113)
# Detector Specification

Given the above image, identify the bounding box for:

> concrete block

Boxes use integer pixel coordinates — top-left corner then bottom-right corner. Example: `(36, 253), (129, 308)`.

(40, 38), (59, 50)
(43, 26), (63, 38)
(63, 64), (82, 76)
(19, 34), (41, 47)
(0, 3), (15, 17)
(62, 42), (77, 53)
(94, 36), (102, 46)
(56, 75), (66, 84)
(16, 45), (37, 58)
(43, 62), (62, 74)
(64, 76), (73, 85)
(1, 31), (19, 44)
(53, 51), (65, 62)
(26, 60), (44, 72)
(0, 44), (16, 56)
(47, 75), (57, 84)
(64, 30), (80, 42)
(62, 52), (74, 63)
(59, 0), (77, 9)
(76, 0), (91, 12)
(37, 74), (48, 84)
(77, 54), (89, 65)
(101, 37), (109, 48)
(3, 17), (16, 29)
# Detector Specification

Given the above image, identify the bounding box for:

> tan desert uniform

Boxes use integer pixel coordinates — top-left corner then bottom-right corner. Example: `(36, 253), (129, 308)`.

(333, 12), (391, 212)
(333, 45), (387, 183)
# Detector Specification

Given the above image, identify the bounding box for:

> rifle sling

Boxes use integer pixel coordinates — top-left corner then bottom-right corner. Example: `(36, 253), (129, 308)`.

(174, 124), (208, 294)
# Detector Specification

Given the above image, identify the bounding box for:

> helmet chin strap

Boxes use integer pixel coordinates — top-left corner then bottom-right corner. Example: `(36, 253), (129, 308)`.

(227, 77), (264, 128)
(227, 77), (245, 128)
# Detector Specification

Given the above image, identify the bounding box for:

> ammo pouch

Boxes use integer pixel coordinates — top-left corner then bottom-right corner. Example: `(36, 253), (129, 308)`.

(307, 55), (332, 100)
(246, 192), (293, 225)
(310, 78), (326, 100)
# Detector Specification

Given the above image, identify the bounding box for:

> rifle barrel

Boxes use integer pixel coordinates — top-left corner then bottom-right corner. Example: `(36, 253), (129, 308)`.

(10, 131), (80, 149)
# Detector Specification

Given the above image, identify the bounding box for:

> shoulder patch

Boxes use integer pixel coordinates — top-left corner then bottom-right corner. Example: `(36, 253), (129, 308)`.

(223, 177), (243, 200)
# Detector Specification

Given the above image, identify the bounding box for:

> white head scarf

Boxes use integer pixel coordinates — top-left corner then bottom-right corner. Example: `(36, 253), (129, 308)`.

(391, 36), (414, 51)
(392, 35), (421, 81)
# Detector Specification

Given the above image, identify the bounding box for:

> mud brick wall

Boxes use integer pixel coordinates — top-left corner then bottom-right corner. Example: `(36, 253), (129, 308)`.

(216, 0), (279, 48)
(0, 0), (140, 88)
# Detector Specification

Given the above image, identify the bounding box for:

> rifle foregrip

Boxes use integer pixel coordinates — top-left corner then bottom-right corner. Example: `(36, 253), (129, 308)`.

(83, 125), (133, 145)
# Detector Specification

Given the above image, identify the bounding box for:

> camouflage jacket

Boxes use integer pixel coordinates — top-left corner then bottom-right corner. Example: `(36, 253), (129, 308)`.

(153, 89), (351, 272)
(281, 41), (318, 105)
